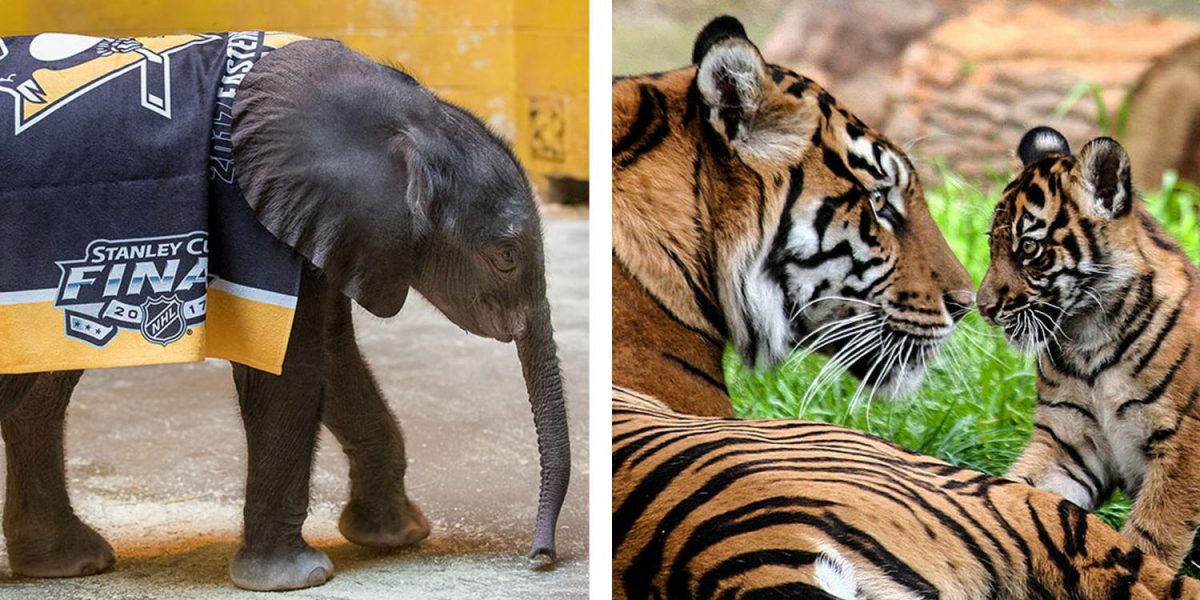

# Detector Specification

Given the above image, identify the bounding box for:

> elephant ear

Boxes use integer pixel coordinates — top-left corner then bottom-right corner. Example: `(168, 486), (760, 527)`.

(233, 40), (432, 318)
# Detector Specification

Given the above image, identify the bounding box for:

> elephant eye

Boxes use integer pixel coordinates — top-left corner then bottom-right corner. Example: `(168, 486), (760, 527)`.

(491, 243), (519, 274)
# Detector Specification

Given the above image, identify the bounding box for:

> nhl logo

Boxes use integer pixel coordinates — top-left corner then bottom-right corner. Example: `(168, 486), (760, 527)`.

(139, 295), (187, 346)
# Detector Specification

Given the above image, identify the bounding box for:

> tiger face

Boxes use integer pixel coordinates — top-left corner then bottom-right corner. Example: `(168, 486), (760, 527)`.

(979, 127), (1141, 352)
(764, 113), (975, 398)
(613, 17), (972, 398)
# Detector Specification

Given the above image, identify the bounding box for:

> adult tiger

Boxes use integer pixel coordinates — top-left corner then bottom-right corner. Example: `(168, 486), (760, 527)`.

(613, 387), (1197, 599)
(613, 16), (972, 417)
(611, 16), (1200, 599)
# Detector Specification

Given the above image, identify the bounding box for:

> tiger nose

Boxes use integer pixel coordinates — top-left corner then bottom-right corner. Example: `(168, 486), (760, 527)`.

(943, 290), (975, 322)
(978, 300), (1000, 323)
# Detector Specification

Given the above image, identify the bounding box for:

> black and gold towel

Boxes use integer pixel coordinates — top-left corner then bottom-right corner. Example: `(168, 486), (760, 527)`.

(0, 31), (307, 374)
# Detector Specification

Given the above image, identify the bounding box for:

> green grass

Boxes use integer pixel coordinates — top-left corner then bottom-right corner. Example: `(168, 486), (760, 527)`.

(726, 166), (1200, 532)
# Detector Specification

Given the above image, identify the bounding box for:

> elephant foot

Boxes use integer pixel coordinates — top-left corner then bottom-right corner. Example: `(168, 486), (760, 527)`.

(229, 542), (333, 591)
(338, 499), (431, 550)
(6, 515), (115, 578)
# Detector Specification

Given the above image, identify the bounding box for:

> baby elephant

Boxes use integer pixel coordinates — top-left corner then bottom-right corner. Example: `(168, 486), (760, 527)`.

(0, 38), (569, 590)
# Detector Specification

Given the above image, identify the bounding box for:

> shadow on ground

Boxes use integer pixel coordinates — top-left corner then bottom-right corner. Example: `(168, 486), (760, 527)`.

(0, 216), (589, 599)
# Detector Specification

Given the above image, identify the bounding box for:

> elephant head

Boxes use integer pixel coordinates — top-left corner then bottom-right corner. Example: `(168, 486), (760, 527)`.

(230, 40), (569, 563)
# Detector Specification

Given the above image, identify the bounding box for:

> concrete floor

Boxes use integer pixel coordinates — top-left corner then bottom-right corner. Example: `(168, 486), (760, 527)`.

(0, 215), (589, 599)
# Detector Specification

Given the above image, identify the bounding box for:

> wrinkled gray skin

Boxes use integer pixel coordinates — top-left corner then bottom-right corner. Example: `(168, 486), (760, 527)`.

(0, 40), (569, 592)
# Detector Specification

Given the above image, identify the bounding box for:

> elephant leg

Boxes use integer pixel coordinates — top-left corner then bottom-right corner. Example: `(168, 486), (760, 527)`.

(228, 271), (332, 591)
(0, 374), (38, 419)
(2, 370), (115, 578)
(322, 296), (429, 549)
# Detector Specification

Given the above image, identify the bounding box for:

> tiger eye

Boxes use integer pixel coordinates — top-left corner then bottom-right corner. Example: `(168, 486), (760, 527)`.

(1020, 239), (1041, 257)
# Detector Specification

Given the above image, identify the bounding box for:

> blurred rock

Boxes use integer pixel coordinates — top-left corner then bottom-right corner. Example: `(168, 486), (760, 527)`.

(761, 0), (966, 123)
(1124, 36), (1200, 189)
(885, 1), (1200, 179)
(763, 0), (1200, 182)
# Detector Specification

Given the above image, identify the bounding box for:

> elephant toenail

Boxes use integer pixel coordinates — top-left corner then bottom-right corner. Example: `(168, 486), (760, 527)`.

(306, 566), (331, 587)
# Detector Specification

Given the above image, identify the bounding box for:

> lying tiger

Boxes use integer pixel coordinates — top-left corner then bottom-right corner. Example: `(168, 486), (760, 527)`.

(612, 16), (1200, 599)
(980, 127), (1200, 570)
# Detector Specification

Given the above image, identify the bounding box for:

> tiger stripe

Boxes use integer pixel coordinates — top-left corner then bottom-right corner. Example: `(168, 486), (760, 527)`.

(614, 388), (1200, 599)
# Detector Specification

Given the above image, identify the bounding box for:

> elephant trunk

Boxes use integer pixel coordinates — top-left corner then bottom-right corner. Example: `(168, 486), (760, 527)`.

(516, 298), (570, 565)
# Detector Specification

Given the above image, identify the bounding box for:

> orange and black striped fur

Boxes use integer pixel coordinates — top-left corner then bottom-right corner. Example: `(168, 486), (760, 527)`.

(980, 127), (1200, 569)
(613, 15), (972, 417)
(612, 17), (1200, 599)
(614, 387), (1199, 599)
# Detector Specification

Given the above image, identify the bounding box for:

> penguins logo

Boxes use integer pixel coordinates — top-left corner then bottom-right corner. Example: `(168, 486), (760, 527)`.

(0, 33), (220, 135)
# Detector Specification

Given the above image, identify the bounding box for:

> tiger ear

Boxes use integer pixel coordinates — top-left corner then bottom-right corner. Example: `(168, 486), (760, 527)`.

(693, 16), (812, 165)
(1017, 126), (1071, 166)
(1078, 137), (1134, 219)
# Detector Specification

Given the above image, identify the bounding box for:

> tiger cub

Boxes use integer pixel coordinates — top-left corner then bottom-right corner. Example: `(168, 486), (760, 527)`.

(979, 125), (1200, 569)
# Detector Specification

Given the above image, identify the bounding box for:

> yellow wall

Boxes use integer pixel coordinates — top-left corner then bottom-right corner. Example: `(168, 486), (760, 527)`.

(0, 0), (589, 196)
